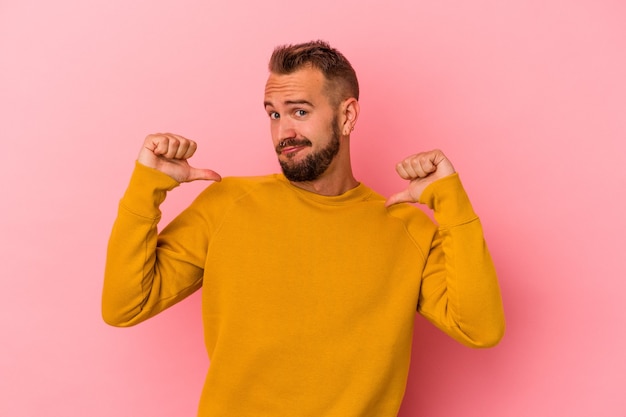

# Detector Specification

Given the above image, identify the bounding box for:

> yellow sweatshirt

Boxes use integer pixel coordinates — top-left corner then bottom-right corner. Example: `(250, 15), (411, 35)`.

(103, 162), (504, 417)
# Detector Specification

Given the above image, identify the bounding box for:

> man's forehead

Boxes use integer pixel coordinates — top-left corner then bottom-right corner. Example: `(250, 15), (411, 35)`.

(264, 67), (327, 102)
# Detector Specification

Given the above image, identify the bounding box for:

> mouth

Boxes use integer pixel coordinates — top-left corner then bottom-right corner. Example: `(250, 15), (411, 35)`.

(281, 145), (307, 157)
(276, 139), (312, 156)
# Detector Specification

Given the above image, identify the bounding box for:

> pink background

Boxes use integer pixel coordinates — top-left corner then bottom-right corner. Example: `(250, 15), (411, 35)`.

(1, 0), (625, 416)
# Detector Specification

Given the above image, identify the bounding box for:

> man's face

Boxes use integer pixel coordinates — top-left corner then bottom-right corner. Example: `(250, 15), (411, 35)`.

(264, 66), (342, 182)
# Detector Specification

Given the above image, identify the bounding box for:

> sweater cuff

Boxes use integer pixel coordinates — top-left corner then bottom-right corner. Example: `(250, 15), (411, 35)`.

(119, 161), (180, 219)
(418, 173), (478, 227)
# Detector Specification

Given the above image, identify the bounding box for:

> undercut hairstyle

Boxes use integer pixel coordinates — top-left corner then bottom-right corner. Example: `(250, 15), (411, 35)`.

(268, 40), (359, 106)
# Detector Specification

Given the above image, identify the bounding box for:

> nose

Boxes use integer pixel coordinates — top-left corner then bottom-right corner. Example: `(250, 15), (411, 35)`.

(276, 118), (297, 142)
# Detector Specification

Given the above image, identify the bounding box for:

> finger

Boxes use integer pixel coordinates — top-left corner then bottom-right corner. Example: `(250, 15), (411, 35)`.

(169, 134), (199, 160)
(397, 159), (426, 179)
(173, 140), (190, 159)
(395, 162), (413, 180)
(384, 188), (413, 207)
(167, 134), (190, 159)
(412, 155), (435, 176)
(146, 134), (169, 156)
(181, 140), (197, 160)
(407, 158), (428, 178)
(396, 152), (441, 180)
(187, 167), (222, 182)
(163, 136), (181, 159)
(149, 133), (180, 158)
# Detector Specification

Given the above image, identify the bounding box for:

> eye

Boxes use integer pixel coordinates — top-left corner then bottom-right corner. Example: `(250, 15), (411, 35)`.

(295, 109), (307, 117)
(269, 111), (280, 120)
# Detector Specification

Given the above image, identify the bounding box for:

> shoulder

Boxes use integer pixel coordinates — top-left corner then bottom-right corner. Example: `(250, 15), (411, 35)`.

(383, 203), (438, 250)
(359, 184), (437, 237)
(386, 202), (435, 230)
(194, 174), (283, 204)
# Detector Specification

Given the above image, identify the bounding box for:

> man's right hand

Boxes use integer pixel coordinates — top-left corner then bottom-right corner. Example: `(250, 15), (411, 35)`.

(138, 133), (222, 183)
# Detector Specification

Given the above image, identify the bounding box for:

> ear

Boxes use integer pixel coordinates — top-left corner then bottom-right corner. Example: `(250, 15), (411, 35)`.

(340, 98), (360, 136)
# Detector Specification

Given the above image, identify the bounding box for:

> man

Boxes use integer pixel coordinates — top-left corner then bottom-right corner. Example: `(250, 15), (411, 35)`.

(103, 40), (504, 416)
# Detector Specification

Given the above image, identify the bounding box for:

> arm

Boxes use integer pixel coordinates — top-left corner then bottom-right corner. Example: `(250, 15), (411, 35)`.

(102, 133), (221, 327)
(417, 174), (504, 347)
(387, 150), (505, 347)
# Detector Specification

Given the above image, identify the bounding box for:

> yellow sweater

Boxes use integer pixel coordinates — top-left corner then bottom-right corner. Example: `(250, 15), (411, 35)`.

(103, 162), (504, 417)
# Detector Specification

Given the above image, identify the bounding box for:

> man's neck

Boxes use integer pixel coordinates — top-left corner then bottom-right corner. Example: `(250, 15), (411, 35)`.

(288, 174), (359, 196)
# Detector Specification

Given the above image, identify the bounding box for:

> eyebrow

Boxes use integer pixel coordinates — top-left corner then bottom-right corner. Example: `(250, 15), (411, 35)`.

(264, 99), (314, 108)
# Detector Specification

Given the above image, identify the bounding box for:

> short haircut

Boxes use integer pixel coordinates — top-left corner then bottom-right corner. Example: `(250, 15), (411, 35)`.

(268, 40), (359, 106)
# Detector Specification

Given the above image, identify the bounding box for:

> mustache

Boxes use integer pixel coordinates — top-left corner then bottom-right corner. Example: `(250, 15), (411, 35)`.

(276, 138), (313, 153)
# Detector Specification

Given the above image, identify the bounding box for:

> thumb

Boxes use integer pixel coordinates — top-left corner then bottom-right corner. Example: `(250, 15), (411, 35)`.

(385, 188), (413, 208)
(187, 167), (222, 182)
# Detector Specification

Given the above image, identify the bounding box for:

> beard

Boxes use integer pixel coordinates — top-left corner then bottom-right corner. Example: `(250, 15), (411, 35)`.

(278, 117), (341, 182)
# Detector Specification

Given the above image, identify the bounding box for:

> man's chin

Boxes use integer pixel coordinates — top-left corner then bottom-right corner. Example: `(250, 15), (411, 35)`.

(280, 162), (319, 182)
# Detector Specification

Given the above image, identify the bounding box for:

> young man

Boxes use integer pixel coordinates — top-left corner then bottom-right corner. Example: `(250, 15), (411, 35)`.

(103, 40), (504, 416)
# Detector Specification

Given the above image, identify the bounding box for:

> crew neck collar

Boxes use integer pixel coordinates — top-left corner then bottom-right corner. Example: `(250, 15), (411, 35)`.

(274, 174), (373, 205)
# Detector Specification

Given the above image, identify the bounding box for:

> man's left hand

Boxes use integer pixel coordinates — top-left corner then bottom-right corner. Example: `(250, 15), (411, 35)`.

(385, 150), (456, 207)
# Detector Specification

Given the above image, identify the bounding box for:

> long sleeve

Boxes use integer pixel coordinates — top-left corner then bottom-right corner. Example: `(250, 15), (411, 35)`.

(417, 173), (505, 348)
(102, 162), (205, 327)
